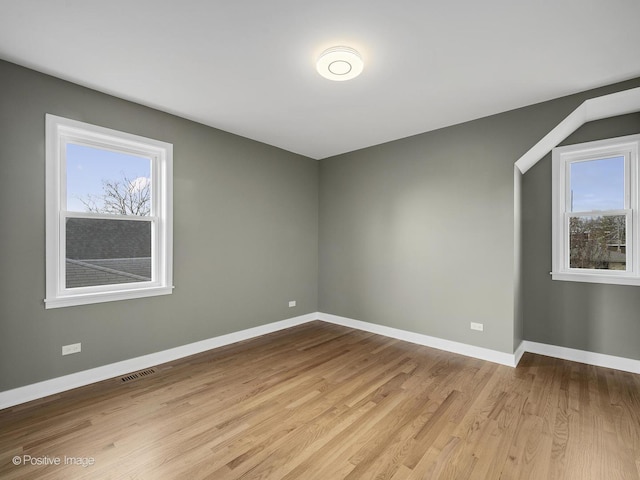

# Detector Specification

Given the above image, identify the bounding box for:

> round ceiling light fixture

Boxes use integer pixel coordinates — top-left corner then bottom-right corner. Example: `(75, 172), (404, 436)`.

(316, 46), (363, 81)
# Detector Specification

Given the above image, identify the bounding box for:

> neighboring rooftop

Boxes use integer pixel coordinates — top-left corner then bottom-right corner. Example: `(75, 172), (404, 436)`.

(65, 218), (151, 288)
(66, 258), (151, 289)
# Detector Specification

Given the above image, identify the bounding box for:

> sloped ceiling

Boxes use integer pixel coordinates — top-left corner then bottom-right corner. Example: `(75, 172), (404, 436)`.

(516, 87), (640, 174)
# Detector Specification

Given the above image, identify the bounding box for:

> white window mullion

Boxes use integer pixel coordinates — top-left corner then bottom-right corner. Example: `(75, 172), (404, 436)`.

(626, 210), (633, 273)
(58, 212), (67, 297)
(563, 212), (571, 271)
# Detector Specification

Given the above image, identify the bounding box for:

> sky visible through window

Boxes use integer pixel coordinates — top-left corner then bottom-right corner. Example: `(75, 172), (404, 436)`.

(570, 156), (624, 212)
(66, 143), (151, 212)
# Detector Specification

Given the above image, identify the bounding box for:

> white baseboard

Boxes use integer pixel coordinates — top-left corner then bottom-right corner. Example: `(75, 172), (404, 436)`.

(513, 340), (527, 366)
(3, 313), (638, 410)
(519, 340), (640, 374)
(318, 312), (519, 367)
(0, 313), (317, 410)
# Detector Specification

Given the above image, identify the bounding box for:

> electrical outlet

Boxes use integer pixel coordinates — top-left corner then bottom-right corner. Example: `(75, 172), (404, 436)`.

(62, 343), (81, 356)
(288, 300), (296, 307)
(470, 322), (484, 332)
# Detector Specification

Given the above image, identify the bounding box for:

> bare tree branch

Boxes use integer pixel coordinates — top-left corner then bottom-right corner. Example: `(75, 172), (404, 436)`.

(78, 173), (150, 216)
(570, 215), (625, 269)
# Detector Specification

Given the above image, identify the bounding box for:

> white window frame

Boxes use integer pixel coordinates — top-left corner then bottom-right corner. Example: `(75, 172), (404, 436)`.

(552, 133), (640, 285)
(45, 114), (173, 308)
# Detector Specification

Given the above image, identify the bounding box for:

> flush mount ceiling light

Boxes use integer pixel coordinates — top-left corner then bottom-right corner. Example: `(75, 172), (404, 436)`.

(316, 46), (364, 81)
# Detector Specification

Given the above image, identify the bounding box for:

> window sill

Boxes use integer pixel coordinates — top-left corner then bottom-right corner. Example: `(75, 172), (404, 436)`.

(551, 272), (640, 286)
(44, 285), (174, 309)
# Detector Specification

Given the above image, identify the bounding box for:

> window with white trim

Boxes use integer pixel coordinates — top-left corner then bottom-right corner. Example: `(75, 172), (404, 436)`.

(552, 133), (640, 285)
(45, 114), (173, 308)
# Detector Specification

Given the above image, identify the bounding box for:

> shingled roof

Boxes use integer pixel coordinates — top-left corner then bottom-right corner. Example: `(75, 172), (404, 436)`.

(65, 218), (152, 288)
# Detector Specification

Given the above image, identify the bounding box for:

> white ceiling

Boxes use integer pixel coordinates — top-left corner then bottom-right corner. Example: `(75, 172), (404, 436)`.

(1, 1), (639, 159)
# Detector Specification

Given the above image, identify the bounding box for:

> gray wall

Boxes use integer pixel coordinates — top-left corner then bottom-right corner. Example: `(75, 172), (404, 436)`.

(514, 167), (523, 352)
(0, 60), (319, 391)
(523, 113), (640, 360)
(319, 78), (640, 355)
(2, 59), (638, 394)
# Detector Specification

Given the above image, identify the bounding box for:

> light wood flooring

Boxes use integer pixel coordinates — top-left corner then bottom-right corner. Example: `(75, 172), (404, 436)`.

(1, 321), (639, 479)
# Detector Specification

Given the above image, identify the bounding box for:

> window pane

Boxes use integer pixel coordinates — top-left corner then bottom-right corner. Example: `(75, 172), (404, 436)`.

(569, 156), (624, 212)
(66, 144), (152, 216)
(66, 218), (152, 288)
(569, 215), (626, 270)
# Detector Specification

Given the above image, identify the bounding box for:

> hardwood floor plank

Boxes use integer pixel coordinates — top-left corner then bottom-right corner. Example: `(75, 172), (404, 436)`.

(1, 321), (639, 480)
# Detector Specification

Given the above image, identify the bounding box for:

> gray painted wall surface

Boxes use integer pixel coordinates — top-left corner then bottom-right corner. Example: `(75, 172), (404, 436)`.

(319, 78), (640, 355)
(513, 167), (523, 352)
(523, 113), (640, 360)
(1, 58), (639, 393)
(0, 60), (319, 391)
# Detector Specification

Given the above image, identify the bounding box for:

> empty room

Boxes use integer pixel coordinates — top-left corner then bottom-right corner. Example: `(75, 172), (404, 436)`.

(1, 1), (639, 479)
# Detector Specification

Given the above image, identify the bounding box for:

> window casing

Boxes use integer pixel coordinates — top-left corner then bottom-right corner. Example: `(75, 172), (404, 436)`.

(45, 114), (173, 308)
(552, 134), (640, 285)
